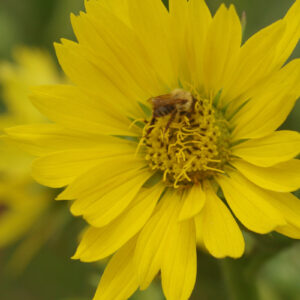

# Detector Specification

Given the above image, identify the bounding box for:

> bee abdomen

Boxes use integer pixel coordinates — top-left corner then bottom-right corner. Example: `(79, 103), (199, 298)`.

(154, 105), (175, 117)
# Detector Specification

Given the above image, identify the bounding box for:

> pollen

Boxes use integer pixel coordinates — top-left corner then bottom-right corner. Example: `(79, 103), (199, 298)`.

(141, 91), (231, 188)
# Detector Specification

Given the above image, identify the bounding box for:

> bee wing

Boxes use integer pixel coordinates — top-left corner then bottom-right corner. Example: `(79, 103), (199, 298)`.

(148, 94), (187, 108)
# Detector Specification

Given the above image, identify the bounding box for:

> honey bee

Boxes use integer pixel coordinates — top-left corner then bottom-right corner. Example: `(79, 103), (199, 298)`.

(147, 89), (194, 134)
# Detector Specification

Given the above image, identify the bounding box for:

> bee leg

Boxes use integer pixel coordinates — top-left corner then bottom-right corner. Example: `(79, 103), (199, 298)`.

(146, 117), (156, 136)
(191, 97), (197, 113)
(164, 110), (177, 133)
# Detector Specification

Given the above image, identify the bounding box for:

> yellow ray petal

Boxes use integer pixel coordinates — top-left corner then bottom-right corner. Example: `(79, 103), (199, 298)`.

(128, 0), (177, 89)
(93, 237), (139, 300)
(161, 207), (196, 300)
(222, 20), (285, 106)
(194, 214), (205, 250)
(57, 156), (145, 201)
(69, 169), (141, 215)
(264, 191), (300, 230)
(169, 0), (189, 11)
(232, 130), (300, 167)
(0, 192), (48, 247)
(72, 172), (141, 212)
(168, 0), (190, 83)
(243, 58), (300, 101)
(4, 124), (131, 156)
(217, 171), (286, 234)
(232, 159), (300, 192)
(31, 85), (140, 137)
(196, 181), (244, 258)
(73, 185), (164, 262)
(179, 184), (206, 221)
(232, 91), (298, 141)
(203, 4), (241, 97)
(54, 40), (143, 118)
(223, 0), (300, 108)
(70, 8), (164, 104)
(231, 59), (300, 139)
(85, 0), (130, 25)
(32, 151), (138, 188)
(185, 0), (212, 87)
(134, 190), (181, 290)
(275, 0), (300, 68)
(276, 224), (300, 239)
(83, 170), (156, 228)
(0, 47), (61, 124)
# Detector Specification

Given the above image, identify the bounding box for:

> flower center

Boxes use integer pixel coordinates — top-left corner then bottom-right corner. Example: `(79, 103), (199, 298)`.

(141, 89), (231, 188)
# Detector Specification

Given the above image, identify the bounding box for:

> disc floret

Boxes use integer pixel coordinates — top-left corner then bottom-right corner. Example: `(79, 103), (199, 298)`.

(142, 91), (231, 188)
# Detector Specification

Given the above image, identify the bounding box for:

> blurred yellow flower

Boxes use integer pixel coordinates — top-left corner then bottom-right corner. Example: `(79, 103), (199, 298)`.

(5, 0), (300, 299)
(0, 48), (60, 126)
(0, 48), (61, 248)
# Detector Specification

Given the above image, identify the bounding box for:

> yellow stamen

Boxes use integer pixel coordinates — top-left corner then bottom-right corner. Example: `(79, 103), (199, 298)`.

(129, 118), (146, 129)
(135, 137), (145, 155)
(204, 166), (225, 174)
(207, 159), (221, 163)
(163, 169), (169, 182)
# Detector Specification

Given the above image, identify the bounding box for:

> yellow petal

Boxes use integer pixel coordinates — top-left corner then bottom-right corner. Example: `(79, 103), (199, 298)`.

(185, 0), (212, 87)
(232, 92), (298, 140)
(4, 124), (130, 156)
(169, 0), (189, 12)
(57, 156), (144, 201)
(69, 165), (146, 216)
(222, 20), (285, 106)
(231, 59), (300, 139)
(0, 191), (48, 247)
(128, 0), (177, 89)
(85, 0), (130, 26)
(31, 85), (140, 137)
(168, 0), (191, 83)
(197, 181), (244, 258)
(203, 4), (241, 96)
(224, 0), (300, 109)
(73, 185), (164, 262)
(232, 159), (300, 192)
(194, 215), (205, 250)
(246, 57), (300, 99)
(231, 58), (300, 121)
(217, 171), (286, 234)
(232, 130), (300, 167)
(93, 237), (139, 300)
(32, 150), (137, 188)
(55, 40), (143, 118)
(264, 191), (300, 230)
(0, 47), (60, 124)
(276, 224), (300, 239)
(70, 7), (164, 104)
(275, 0), (300, 68)
(161, 210), (196, 300)
(81, 169), (152, 227)
(134, 190), (181, 290)
(179, 184), (206, 221)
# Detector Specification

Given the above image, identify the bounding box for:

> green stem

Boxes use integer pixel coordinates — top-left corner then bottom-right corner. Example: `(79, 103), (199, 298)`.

(220, 258), (260, 300)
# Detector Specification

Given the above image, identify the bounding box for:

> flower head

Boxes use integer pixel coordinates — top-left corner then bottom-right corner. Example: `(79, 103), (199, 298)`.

(5, 1), (300, 299)
(0, 47), (62, 248)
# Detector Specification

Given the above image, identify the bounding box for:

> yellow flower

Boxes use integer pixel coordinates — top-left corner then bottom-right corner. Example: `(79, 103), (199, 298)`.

(0, 47), (61, 126)
(5, 1), (300, 299)
(0, 47), (61, 248)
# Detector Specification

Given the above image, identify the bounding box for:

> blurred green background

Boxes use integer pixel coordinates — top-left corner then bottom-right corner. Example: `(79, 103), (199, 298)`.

(0, 0), (299, 299)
